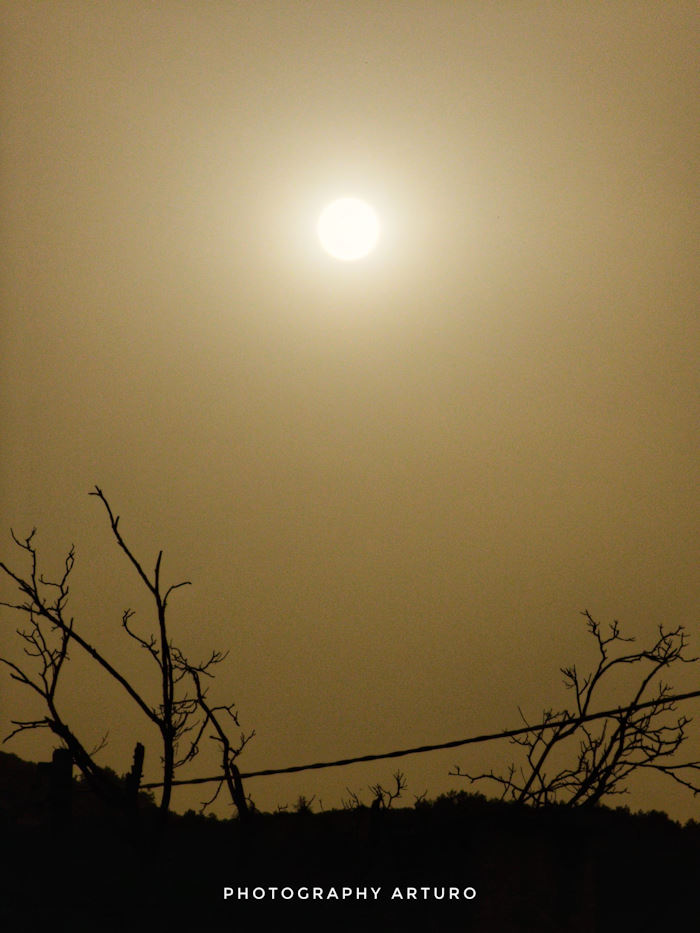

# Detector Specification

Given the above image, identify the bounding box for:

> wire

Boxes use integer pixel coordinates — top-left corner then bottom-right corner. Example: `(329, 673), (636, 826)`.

(140, 687), (700, 790)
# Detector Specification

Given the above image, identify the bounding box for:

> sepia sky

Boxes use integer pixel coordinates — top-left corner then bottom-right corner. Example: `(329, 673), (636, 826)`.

(1, 1), (698, 820)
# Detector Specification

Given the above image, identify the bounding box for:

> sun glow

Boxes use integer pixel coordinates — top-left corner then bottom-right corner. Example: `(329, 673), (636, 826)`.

(317, 197), (380, 261)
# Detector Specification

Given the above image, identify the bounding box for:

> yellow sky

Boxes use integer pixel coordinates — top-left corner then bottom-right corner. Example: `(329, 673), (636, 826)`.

(1, 1), (698, 819)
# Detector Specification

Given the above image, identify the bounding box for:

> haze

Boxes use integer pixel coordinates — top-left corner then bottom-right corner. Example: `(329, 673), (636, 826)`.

(0, 2), (697, 821)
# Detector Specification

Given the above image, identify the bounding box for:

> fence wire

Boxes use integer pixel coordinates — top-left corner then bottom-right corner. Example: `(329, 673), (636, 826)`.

(140, 687), (700, 790)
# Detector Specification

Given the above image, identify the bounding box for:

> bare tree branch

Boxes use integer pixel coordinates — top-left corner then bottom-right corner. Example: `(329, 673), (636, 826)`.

(451, 613), (700, 807)
(0, 488), (252, 821)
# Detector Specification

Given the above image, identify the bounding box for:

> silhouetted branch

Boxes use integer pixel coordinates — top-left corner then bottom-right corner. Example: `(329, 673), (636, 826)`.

(451, 613), (700, 806)
(0, 531), (159, 728)
(370, 769), (408, 809)
(0, 488), (252, 820)
(172, 647), (255, 819)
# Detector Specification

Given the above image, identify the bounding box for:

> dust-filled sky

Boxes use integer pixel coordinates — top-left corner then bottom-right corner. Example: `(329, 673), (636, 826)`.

(1, 1), (698, 821)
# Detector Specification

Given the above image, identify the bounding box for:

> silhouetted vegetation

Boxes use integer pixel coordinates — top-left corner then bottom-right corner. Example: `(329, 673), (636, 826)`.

(0, 488), (253, 820)
(2, 495), (700, 929)
(1, 750), (699, 931)
(452, 611), (700, 805)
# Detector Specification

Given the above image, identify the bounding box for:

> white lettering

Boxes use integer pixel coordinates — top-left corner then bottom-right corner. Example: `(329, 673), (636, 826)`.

(223, 882), (466, 902)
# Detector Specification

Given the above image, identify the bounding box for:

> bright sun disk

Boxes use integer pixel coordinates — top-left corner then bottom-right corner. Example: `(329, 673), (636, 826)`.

(317, 197), (380, 261)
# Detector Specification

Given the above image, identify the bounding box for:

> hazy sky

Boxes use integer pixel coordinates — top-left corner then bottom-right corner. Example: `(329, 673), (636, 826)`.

(1, 1), (698, 820)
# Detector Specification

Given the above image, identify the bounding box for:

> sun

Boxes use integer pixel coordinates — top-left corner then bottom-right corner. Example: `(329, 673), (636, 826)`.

(317, 197), (380, 261)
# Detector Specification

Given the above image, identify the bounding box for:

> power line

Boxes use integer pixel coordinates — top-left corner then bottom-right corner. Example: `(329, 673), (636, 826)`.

(140, 687), (700, 790)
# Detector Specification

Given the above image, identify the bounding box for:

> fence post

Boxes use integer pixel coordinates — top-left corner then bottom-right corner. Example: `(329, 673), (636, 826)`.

(49, 747), (73, 826)
(125, 742), (145, 807)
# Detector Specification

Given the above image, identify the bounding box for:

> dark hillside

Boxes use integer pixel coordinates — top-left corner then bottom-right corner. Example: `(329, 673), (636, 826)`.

(1, 753), (698, 931)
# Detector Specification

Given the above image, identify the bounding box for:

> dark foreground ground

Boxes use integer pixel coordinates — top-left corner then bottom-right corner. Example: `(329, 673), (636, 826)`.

(1, 752), (698, 932)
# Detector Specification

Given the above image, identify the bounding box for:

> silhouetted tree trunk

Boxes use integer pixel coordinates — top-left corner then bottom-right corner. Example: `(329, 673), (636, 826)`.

(0, 487), (254, 824)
